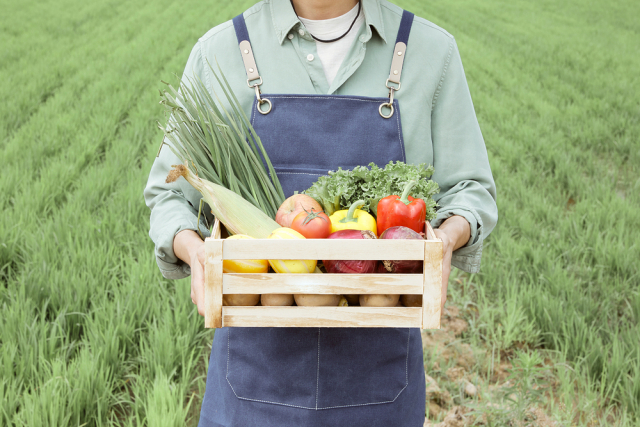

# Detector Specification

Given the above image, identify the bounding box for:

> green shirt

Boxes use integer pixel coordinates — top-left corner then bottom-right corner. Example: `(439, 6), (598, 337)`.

(144, 0), (498, 278)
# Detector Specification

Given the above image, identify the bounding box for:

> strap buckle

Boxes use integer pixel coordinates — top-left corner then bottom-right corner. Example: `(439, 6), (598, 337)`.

(247, 77), (263, 88)
(379, 81), (397, 119)
(385, 78), (401, 92)
(247, 77), (272, 115)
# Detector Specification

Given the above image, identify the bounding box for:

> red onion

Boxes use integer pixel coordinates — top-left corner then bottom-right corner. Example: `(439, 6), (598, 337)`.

(379, 226), (424, 273)
(375, 261), (388, 274)
(323, 230), (378, 274)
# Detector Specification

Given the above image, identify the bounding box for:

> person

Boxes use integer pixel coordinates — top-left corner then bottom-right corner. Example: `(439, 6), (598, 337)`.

(144, 0), (498, 425)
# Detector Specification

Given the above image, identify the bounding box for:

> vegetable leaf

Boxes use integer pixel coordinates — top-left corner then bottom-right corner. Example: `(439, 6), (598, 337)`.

(303, 161), (439, 219)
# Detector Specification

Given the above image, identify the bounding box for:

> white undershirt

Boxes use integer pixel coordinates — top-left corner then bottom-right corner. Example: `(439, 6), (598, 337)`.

(298, 3), (364, 86)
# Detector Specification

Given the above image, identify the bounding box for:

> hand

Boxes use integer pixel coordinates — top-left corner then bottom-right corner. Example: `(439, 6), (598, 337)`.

(433, 216), (471, 311)
(173, 229), (206, 316)
(189, 243), (206, 316)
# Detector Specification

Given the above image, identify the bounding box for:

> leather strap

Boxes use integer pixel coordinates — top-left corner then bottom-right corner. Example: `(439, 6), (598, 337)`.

(387, 42), (407, 87)
(386, 10), (414, 88)
(232, 14), (262, 83)
(239, 40), (261, 82)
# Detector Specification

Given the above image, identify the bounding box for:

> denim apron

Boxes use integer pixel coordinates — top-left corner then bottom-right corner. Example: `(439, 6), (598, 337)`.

(198, 11), (426, 427)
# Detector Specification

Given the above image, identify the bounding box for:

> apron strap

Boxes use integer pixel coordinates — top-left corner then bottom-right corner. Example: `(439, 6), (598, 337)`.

(380, 10), (414, 119)
(387, 10), (414, 88)
(232, 14), (272, 114)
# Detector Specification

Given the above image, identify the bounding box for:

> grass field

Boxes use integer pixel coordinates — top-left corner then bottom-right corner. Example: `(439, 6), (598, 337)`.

(1, 0), (638, 425)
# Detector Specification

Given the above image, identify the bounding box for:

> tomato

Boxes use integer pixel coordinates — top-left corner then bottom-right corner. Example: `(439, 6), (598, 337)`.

(290, 209), (331, 239)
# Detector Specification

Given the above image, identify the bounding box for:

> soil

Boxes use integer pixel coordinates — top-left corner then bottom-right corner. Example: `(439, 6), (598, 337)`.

(421, 304), (562, 427)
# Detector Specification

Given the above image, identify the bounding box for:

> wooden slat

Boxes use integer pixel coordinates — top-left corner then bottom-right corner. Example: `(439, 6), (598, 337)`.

(212, 218), (221, 239)
(222, 239), (427, 260)
(203, 218), (444, 329)
(223, 273), (424, 295)
(425, 221), (437, 241)
(204, 238), (223, 328)
(422, 240), (442, 329)
(222, 306), (422, 328)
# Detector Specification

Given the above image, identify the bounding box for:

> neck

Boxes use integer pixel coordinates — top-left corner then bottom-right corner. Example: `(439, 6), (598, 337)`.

(291, 0), (359, 20)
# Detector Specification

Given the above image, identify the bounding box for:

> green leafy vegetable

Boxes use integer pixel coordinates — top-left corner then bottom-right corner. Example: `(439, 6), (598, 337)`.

(303, 161), (439, 219)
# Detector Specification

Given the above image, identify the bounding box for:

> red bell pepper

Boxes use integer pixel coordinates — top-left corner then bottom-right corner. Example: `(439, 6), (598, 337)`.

(376, 181), (426, 236)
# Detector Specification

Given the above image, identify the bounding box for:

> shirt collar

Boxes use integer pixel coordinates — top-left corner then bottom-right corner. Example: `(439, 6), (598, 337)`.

(270, 0), (387, 45)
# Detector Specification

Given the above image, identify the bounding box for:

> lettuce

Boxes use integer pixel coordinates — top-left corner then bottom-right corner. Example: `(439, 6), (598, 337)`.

(303, 161), (439, 219)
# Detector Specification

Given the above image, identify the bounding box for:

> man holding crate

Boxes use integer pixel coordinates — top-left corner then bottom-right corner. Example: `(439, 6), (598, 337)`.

(145, 0), (497, 425)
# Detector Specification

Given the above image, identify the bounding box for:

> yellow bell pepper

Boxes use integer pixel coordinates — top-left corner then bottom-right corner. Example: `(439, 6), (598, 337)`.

(329, 200), (377, 234)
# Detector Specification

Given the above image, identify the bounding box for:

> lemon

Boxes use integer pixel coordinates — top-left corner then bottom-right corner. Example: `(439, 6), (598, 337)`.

(267, 228), (317, 274)
(222, 234), (269, 274)
(222, 234), (267, 307)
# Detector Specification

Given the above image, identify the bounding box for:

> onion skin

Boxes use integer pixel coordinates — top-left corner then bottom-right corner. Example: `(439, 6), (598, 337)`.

(327, 229), (377, 240)
(379, 226), (424, 273)
(325, 259), (377, 274)
(323, 230), (378, 274)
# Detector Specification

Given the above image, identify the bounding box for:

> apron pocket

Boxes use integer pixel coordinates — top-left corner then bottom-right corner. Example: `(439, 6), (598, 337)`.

(272, 167), (327, 198)
(316, 328), (411, 409)
(226, 327), (318, 408)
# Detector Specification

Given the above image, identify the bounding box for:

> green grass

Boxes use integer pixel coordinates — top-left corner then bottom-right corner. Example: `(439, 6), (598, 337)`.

(422, 0), (640, 419)
(1, 0), (638, 425)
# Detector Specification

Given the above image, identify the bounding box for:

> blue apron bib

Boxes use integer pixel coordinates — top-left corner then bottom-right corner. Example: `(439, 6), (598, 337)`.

(198, 10), (426, 427)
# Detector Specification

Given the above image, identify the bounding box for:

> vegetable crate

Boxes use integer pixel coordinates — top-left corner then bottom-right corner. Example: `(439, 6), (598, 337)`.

(204, 219), (443, 329)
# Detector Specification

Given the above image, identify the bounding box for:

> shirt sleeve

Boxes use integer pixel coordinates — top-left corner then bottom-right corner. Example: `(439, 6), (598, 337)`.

(143, 42), (212, 280)
(429, 38), (498, 273)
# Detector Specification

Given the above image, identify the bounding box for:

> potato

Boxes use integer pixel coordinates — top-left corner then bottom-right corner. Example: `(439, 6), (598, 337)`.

(400, 294), (423, 307)
(359, 294), (400, 307)
(294, 294), (341, 306)
(344, 294), (360, 305)
(223, 294), (260, 306)
(261, 294), (294, 306)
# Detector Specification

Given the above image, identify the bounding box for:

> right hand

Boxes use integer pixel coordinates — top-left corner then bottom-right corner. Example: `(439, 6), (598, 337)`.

(173, 229), (206, 317)
(190, 242), (206, 316)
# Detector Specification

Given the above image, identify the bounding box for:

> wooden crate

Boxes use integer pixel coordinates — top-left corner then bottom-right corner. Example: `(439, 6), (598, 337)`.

(204, 219), (443, 329)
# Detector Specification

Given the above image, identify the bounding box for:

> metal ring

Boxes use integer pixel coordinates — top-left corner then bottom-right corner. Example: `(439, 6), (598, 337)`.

(257, 98), (272, 115)
(379, 102), (394, 119)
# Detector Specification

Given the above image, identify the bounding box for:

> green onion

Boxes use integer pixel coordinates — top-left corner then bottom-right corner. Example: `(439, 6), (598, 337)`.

(158, 63), (285, 219)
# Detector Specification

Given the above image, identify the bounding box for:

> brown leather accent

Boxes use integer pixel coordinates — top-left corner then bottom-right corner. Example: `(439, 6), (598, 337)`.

(387, 42), (407, 86)
(239, 40), (261, 82)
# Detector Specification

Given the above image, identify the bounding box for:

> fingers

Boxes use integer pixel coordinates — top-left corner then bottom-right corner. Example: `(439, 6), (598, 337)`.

(441, 264), (450, 310)
(440, 247), (452, 311)
(197, 244), (206, 267)
(191, 255), (206, 317)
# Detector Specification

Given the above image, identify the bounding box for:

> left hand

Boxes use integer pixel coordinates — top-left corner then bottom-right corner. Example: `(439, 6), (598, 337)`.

(433, 216), (471, 311)
(433, 228), (454, 310)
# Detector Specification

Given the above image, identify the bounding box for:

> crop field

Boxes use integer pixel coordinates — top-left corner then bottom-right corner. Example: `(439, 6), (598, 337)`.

(0, 0), (638, 425)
